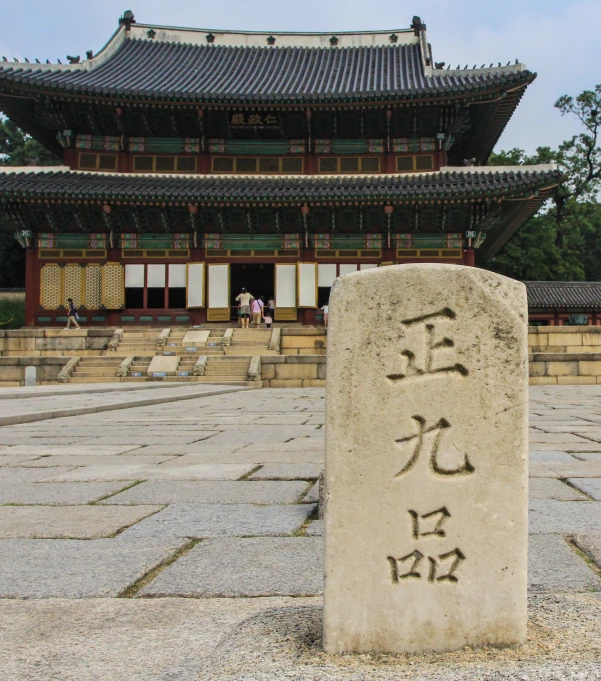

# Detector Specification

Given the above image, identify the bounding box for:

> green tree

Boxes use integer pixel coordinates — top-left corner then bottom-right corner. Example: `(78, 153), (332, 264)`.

(486, 85), (601, 281)
(0, 118), (60, 166)
(0, 119), (61, 287)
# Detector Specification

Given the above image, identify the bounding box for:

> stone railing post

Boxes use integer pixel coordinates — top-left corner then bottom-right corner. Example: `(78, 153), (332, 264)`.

(248, 356), (261, 382)
(156, 328), (171, 348)
(193, 355), (209, 376)
(117, 356), (135, 377)
(107, 328), (123, 351)
(268, 328), (281, 352)
(57, 356), (81, 383)
(222, 328), (234, 346)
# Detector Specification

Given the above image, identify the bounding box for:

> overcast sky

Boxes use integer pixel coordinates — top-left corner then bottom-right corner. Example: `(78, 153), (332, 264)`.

(2, 0), (599, 154)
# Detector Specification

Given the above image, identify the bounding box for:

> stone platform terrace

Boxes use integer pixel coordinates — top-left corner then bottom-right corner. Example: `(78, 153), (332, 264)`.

(0, 385), (601, 679)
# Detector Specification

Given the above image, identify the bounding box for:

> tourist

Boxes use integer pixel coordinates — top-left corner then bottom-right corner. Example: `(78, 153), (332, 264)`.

(321, 302), (329, 329)
(235, 288), (253, 329)
(264, 311), (273, 328)
(65, 298), (80, 329)
(251, 296), (265, 327)
(267, 296), (275, 322)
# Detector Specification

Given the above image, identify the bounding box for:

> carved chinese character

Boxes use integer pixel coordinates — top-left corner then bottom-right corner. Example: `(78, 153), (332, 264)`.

(409, 507), (451, 539)
(387, 307), (468, 382)
(428, 549), (466, 583)
(247, 114), (263, 125)
(394, 416), (475, 477)
(388, 550), (424, 583)
(230, 113), (246, 125)
(263, 114), (278, 125)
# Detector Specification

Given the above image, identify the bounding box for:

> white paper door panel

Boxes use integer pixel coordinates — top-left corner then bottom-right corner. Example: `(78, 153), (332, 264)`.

(276, 264), (297, 308)
(318, 263), (337, 288)
(125, 264), (144, 288)
(298, 263), (317, 307)
(339, 264), (358, 276)
(147, 264), (166, 288)
(186, 263), (205, 308)
(208, 265), (229, 308)
(360, 264), (378, 270)
(169, 264), (187, 288)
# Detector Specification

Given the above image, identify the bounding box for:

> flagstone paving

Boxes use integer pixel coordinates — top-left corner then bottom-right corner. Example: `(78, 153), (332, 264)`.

(1, 385), (601, 679)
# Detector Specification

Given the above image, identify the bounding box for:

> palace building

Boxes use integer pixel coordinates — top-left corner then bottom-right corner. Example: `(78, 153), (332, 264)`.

(0, 12), (561, 327)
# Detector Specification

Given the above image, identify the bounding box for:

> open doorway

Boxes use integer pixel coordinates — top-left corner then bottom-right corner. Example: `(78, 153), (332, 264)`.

(230, 263), (275, 320)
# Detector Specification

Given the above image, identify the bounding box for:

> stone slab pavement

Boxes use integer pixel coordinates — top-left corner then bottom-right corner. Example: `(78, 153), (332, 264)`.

(1, 385), (601, 679)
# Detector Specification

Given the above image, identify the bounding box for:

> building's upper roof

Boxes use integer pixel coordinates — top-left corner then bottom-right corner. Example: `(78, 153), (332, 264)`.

(0, 165), (559, 203)
(0, 14), (533, 105)
(524, 282), (601, 309)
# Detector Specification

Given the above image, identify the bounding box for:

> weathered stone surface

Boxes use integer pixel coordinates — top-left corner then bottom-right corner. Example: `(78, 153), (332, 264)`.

(572, 534), (601, 570)
(182, 330), (210, 346)
(0, 505), (161, 538)
(139, 537), (323, 597)
(250, 463), (323, 480)
(568, 478), (601, 500)
(101, 480), (308, 505)
(120, 503), (314, 538)
(146, 355), (180, 376)
(324, 264), (529, 654)
(529, 500), (601, 533)
(0, 481), (132, 505)
(529, 450), (577, 463)
(306, 519), (324, 536)
(528, 535), (601, 592)
(529, 478), (587, 500)
(0, 538), (185, 597)
(40, 463), (255, 482)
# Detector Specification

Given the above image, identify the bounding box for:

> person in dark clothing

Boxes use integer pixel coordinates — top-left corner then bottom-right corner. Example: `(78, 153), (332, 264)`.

(66, 298), (80, 329)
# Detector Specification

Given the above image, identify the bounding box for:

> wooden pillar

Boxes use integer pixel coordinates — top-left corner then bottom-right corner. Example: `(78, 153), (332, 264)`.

(464, 248), (476, 267)
(25, 247), (38, 327)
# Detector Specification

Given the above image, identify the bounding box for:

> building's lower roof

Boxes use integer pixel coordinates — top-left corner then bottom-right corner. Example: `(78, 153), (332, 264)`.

(0, 165), (560, 203)
(524, 282), (601, 309)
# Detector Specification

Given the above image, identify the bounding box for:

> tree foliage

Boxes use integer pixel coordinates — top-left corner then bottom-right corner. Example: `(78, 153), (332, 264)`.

(487, 85), (601, 281)
(0, 119), (61, 287)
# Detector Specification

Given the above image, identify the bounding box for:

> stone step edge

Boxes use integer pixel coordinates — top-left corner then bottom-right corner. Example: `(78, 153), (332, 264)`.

(0, 385), (253, 426)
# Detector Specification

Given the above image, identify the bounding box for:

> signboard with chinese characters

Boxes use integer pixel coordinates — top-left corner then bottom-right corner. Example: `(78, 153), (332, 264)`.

(323, 264), (528, 654)
(228, 111), (280, 128)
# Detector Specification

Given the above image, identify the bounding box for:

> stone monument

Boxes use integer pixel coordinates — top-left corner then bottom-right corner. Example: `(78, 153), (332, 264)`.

(323, 264), (528, 654)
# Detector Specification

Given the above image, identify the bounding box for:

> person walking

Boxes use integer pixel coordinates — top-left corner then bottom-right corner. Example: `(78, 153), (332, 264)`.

(235, 288), (253, 329)
(65, 298), (80, 329)
(251, 296), (265, 327)
(267, 296), (275, 324)
(321, 302), (329, 329)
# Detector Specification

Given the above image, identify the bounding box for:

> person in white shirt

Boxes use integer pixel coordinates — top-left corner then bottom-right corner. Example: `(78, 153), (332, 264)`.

(235, 288), (253, 328)
(321, 303), (329, 329)
(251, 296), (264, 327)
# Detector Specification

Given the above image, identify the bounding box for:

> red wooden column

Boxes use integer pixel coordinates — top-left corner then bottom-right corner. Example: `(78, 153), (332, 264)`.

(24, 247), (38, 327)
(464, 249), (476, 266)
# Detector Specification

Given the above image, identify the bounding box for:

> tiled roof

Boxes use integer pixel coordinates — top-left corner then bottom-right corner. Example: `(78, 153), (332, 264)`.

(0, 38), (533, 104)
(0, 166), (561, 203)
(525, 282), (601, 309)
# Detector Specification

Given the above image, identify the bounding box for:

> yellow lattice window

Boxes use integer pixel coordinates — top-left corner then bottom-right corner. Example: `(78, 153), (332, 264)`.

(63, 264), (84, 308)
(101, 263), (124, 310)
(40, 264), (62, 310)
(85, 264), (102, 309)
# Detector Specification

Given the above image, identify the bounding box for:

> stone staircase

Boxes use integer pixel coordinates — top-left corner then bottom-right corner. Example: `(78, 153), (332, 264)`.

(197, 356), (253, 384)
(114, 329), (161, 356)
(163, 327), (228, 356)
(69, 356), (124, 383)
(225, 328), (275, 356)
(126, 356), (154, 379)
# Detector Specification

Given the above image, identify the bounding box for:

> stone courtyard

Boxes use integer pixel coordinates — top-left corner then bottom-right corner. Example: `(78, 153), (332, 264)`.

(1, 384), (601, 679)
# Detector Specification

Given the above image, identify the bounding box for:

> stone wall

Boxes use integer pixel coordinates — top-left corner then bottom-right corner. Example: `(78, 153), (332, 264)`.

(0, 329), (114, 357)
(0, 289), (25, 302)
(261, 355), (326, 388)
(281, 328), (327, 355)
(0, 357), (71, 386)
(528, 325), (601, 353)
